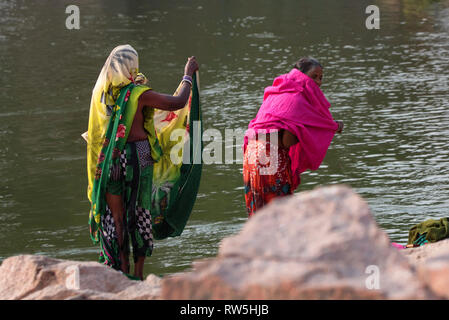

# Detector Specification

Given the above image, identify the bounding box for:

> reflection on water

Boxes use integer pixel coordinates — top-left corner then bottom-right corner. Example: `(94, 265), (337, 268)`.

(1, 0), (449, 277)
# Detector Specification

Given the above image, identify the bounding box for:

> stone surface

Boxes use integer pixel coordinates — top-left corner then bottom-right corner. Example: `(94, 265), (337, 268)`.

(161, 185), (435, 300)
(0, 255), (161, 300)
(401, 239), (449, 299)
(402, 238), (449, 265)
(3, 185), (449, 300)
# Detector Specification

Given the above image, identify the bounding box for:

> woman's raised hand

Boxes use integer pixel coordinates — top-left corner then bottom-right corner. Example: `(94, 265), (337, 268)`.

(184, 56), (199, 77)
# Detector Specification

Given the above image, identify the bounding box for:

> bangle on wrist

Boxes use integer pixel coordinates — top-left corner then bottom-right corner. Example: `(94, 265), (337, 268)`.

(182, 75), (193, 87)
(183, 75), (193, 82)
(182, 79), (192, 86)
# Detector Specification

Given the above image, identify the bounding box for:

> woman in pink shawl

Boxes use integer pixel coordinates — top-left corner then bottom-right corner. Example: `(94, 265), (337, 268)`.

(243, 57), (343, 216)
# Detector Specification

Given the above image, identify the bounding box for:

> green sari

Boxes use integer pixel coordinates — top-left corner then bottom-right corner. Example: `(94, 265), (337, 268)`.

(88, 73), (202, 270)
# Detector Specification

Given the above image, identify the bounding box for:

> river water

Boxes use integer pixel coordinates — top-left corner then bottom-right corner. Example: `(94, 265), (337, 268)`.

(1, 0), (449, 277)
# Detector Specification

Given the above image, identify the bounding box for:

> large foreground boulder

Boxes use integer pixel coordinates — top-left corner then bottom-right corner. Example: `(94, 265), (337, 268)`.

(3, 185), (449, 300)
(161, 185), (436, 299)
(0, 255), (161, 300)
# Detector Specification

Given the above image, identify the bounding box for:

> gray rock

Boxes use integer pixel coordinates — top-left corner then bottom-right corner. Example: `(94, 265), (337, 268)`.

(0, 255), (161, 300)
(161, 185), (435, 299)
(402, 238), (449, 265)
(3, 185), (449, 300)
(401, 238), (449, 299)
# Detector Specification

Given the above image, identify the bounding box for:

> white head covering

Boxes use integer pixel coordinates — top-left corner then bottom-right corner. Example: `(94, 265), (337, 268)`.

(93, 44), (139, 115)
(86, 44), (140, 201)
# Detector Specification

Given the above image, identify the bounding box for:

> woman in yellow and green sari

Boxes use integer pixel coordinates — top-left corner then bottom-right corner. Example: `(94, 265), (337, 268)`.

(86, 44), (201, 280)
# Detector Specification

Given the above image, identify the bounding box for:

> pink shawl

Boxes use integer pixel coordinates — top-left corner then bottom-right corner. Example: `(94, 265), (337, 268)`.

(244, 68), (338, 190)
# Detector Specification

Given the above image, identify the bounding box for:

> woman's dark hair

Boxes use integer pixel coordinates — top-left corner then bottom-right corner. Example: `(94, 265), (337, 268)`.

(293, 57), (322, 74)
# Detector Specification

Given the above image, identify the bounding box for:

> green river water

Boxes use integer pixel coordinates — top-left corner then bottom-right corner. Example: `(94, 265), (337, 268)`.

(1, 0), (449, 278)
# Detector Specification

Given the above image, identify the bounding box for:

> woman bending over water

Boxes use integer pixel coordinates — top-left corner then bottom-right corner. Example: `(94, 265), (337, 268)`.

(243, 57), (343, 217)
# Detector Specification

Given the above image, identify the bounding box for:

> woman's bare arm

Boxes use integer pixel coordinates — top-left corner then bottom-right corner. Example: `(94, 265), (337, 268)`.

(138, 86), (192, 111)
(138, 56), (198, 111)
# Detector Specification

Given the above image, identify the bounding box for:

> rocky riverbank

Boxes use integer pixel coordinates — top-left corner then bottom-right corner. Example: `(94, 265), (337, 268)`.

(1, 185), (448, 299)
